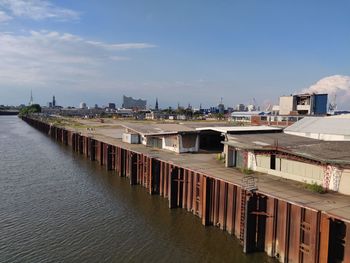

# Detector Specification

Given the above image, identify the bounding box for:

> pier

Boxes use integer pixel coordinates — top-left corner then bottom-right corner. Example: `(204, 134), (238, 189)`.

(22, 116), (350, 263)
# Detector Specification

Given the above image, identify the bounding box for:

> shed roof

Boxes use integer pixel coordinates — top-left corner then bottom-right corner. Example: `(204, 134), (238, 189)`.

(224, 133), (350, 165)
(122, 123), (196, 136)
(285, 117), (350, 136)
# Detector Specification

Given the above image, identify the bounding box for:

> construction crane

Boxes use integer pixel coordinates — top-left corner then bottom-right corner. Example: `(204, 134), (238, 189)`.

(253, 98), (257, 107)
(265, 103), (272, 112)
(252, 98), (259, 111)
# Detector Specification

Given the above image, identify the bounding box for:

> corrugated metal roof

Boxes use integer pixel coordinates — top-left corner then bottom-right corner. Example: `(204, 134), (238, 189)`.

(285, 117), (350, 136)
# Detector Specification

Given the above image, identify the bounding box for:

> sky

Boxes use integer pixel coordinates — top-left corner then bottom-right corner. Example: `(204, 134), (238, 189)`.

(0, 0), (349, 109)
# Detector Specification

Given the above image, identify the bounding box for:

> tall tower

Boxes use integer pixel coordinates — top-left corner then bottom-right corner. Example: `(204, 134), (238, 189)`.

(29, 90), (34, 106)
(53, 95), (56, 107)
(218, 97), (225, 114)
(155, 98), (159, 111)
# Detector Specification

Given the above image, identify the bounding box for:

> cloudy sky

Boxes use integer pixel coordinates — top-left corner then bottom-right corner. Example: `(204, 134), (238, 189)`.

(0, 0), (349, 109)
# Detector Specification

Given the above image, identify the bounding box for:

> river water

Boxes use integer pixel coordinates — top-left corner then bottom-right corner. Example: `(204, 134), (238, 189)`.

(0, 116), (273, 263)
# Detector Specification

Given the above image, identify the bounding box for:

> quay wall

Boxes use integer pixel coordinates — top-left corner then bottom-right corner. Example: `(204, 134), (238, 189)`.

(21, 116), (350, 263)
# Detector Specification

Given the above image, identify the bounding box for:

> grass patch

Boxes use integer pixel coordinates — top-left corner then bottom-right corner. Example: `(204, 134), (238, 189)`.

(216, 153), (225, 162)
(304, 182), (326, 194)
(240, 168), (254, 175)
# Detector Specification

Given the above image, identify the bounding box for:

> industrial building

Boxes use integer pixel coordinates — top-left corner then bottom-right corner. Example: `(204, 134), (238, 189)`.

(230, 93), (328, 126)
(122, 123), (199, 153)
(230, 111), (306, 127)
(250, 115), (306, 126)
(223, 132), (350, 195)
(230, 111), (268, 123)
(273, 93), (328, 116)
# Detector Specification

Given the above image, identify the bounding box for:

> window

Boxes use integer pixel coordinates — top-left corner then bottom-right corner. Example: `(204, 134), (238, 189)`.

(270, 154), (276, 170)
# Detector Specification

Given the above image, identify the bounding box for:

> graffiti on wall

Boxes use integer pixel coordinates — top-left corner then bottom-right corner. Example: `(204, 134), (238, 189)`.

(323, 165), (342, 191)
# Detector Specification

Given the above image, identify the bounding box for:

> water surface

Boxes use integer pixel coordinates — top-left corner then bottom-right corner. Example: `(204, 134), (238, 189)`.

(0, 116), (274, 262)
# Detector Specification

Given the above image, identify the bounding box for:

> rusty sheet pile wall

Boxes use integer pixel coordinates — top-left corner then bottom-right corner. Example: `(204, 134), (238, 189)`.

(21, 116), (350, 263)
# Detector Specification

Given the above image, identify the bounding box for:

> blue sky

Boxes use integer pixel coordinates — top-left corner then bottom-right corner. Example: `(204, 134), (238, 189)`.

(0, 0), (349, 109)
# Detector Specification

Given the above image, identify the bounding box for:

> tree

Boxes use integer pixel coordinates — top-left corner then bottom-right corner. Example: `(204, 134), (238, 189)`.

(212, 113), (224, 120)
(19, 104), (41, 116)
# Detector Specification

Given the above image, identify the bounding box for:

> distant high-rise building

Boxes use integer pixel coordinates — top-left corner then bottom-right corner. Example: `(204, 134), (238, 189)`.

(53, 96), (56, 107)
(218, 98), (225, 114)
(122, 95), (147, 110)
(209, 106), (219, 113)
(79, 102), (87, 109)
(108, 103), (116, 110)
(218, 103), (225, 114)
(235, 104), (246, 111)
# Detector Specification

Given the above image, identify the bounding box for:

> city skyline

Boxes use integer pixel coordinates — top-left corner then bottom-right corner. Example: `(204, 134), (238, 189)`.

(0, 1), (349, 108)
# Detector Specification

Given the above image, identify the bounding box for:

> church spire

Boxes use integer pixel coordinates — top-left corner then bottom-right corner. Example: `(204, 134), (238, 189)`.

(29, 90), (34, 106)
(155, 97), (159, 111)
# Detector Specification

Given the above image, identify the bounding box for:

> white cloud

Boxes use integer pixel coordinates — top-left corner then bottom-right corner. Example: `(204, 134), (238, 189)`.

(0, 9), (11, 22)
(110, 56), (130, 61)
(0, 0), (79, 21)
(86, 41), (157, 50)
(0, 30), (155, 87)
(302, 75), (350, 106)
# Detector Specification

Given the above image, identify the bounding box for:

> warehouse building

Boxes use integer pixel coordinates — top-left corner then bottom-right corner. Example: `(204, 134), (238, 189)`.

(122, 123), (199, 153)
(223, 132), (350, 195)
